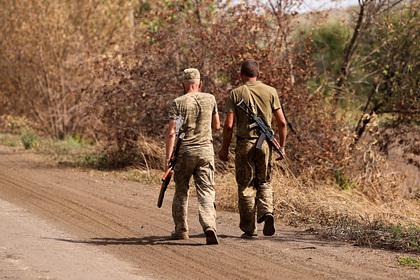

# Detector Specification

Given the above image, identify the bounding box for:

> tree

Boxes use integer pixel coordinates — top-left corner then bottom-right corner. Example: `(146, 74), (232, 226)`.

(353, 2), (419, 144)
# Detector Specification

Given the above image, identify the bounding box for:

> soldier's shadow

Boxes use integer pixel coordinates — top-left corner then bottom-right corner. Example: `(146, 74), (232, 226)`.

(46, 233), (236, 247)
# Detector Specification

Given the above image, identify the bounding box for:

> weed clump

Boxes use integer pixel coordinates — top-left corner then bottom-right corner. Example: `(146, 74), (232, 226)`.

(81, 154), (109, 169)
(398, 256), (420, 269)
(20, 129), (38, 150)
(334, 169), (354, 190)
(322, 219), (420, 253)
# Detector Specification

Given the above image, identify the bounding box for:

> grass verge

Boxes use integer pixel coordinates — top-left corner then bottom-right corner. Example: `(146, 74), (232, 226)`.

(398, 256), (420, 269)
(320, 219), (419, 252)
(0, 133), (20, 147)
(1, 131), (419, 253)
(215, 167), (420, 253)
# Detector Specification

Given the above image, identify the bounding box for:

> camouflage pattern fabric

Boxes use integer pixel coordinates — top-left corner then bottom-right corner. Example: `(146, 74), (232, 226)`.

(225, 80), (281, 139)
(168, 92), (218, 150)
(169, 90), (218, 235)
(183, 68), (200, 81)
(172, 152), (216, 233)
(235, 138), (273, 234)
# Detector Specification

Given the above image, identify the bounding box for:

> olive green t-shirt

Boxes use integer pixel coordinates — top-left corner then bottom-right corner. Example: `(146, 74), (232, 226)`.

(225, 81), (281, 138)
(168, 92), (218, 148)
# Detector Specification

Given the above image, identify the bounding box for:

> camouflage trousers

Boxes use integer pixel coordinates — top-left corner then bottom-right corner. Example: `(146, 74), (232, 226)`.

(172, 148), (217, 234)
(235, 138), (273, 234)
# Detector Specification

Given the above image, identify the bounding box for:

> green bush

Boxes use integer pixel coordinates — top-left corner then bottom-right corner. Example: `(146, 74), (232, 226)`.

(334, 169), (354, 190)
(311, 21), (350, 76)
(20, 129), (38, 150)
(299, 20), (351, 96)
(398, 256), (420, 269)
(82, 154), (109, 169)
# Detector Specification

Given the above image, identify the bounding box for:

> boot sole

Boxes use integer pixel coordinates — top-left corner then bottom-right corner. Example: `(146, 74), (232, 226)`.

(205, 229), (219, 245)
(171, 232), (189, 240)
(263, 215), (275, 236)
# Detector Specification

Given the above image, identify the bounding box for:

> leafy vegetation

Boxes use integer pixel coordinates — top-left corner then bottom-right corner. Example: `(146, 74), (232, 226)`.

(0, 133), (19, 147)
(398, 256), (420, 269)
(0, 0), (418, 252)
(334, 170), (354, 190)
(20, 129), (38, 150)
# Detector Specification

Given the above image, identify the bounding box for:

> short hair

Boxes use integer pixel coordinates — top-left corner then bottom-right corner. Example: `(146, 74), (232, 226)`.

(240, 59), (259, 78)
(183, 79), (200, 86)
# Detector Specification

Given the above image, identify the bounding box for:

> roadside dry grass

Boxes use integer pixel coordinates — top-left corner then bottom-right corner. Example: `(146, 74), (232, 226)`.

(215, 165), (420, 253)
(0, 133), (20, 147)
(1, 131), (419, 253)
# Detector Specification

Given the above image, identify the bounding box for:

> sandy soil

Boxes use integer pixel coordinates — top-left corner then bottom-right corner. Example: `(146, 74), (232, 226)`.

(0, 145), (419, 280)
(0, 198), (146, 280)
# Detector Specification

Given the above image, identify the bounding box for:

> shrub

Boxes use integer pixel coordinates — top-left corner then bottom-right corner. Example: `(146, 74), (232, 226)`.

(20, 129), (38, 150)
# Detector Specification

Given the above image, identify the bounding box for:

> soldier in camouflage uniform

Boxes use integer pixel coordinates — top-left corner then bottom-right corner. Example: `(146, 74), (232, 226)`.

(166, 68), (220, 245)
(219, 59), (287, 238)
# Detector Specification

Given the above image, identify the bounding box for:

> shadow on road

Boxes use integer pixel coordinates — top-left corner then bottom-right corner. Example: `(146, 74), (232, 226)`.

(45, 229), (345, 249)
(45, 233), (227, 247)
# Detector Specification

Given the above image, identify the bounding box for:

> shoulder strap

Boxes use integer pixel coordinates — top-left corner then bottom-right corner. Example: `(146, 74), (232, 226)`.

(243, 85), (257, 115)
(243, 85), (272, 129)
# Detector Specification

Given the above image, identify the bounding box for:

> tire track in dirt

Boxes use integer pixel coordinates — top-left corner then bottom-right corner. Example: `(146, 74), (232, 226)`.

(0, 172), (223, 279)
(0, 146), (418, 280)
(0, 161), (298, 279)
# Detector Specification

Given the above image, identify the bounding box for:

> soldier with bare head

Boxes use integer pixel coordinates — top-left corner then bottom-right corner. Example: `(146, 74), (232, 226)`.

(166, 68), (221, 245)
(219, 59), (287, 238)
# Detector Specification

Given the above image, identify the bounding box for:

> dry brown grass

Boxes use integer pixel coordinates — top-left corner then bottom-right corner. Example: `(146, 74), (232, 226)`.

(216, 168), (420, 226)
(214, 156), (420, 252)
(1, 128), (418, 252)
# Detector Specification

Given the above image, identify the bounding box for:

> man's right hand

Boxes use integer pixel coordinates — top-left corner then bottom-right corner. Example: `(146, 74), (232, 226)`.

(164, 159), (171, 172)
(218, 149), (229, 162)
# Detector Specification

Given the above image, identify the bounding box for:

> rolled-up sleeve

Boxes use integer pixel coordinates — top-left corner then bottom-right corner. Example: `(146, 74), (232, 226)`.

(168, 100), (178, 120)
(213, 96), (218, 114)
(225, 92), (235, 113)
(272, 91), (281, 111)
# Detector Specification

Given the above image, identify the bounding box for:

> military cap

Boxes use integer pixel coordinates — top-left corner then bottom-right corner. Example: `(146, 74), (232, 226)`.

(183, 68), (200, 81)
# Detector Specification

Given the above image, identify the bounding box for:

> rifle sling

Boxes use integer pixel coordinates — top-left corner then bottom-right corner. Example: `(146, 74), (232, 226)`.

(243, 84), (273, 132)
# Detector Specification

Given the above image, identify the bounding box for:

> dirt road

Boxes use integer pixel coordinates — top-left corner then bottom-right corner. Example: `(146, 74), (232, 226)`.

(0, 145), (418, 280)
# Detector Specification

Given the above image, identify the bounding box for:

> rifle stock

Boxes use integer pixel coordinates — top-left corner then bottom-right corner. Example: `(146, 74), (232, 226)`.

(156, 132), (185, 208)
(157, 170), (172, 208)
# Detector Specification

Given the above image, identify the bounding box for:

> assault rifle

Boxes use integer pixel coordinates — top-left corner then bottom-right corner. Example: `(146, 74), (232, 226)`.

(236, 99), (284, 160)
(157, 118), (185, 208)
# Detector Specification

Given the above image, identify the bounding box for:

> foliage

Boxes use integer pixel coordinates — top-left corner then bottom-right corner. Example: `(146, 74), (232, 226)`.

(1, 0), (414, 176)
(0, 115), (32, 134)
(20, 129), (38, 150)
(359, 4), (419, 120)
(0, 0), (418, 249)
(305, 21), (351, 93)
(334, 169), (354, 190)
(398, 256), (420, 269)
(0, 133), (19, 147)
(0, 0), (133, 138)
(93, 0), (349, 173)
(81, 154), (110, 169)
(323, 218), (420, 253)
